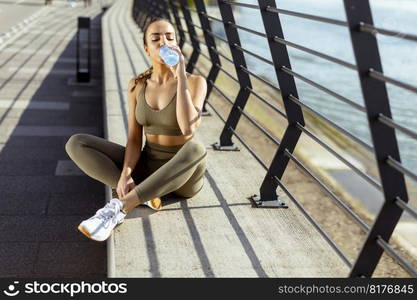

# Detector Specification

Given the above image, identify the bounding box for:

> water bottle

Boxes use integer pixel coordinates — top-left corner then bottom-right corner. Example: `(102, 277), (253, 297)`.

(159, 45), (180, 66)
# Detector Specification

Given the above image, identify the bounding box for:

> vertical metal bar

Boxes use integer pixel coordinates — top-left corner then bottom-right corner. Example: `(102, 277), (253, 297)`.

(147, 0), (156, 19)
(156, 1), (166, 18)
(168, 0), (186, 49)
(139, 6), (149, 30)
(151, 0), (158, 17)
(138, 0), (150, 29)
(88, 18), (91, 82)
(139, 0), (147, 28)
(76, 21), (80, 81)
(254, 0), (304, 207)
(151, 0), (160, 17)
(77, 17), (90, 82)
(213, 0), (252, 149)
(343, 0), (409, 277)
(134, 0), (144, 24)
(161, 0), (174, 23)
(194, 0), (221, 115)
(132, 0), (139, 21)
(146, 0), (155, 25)
(180, 0), (201, 73)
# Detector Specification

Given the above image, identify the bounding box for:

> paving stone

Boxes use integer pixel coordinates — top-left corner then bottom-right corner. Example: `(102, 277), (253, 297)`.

(6, 110), (101, 126)
(0, 191), (48, 215)
(0, 215), (90, 242)
(0, 159), (57, 176)
(11, 125), (98, 137)
(34, 242), (106, 276)
(47, 192), (105, 215)
(0, 175), (103, 194)
(0, 100), (70, 110)
(0, 242), (38, 276)
(0, 136), (70, 150)
(0, 3), (106, 277)
(55, 160), (85, 176)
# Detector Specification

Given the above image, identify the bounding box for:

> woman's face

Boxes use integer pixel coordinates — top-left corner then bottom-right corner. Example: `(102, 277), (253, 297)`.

(144, 20), (178, 64)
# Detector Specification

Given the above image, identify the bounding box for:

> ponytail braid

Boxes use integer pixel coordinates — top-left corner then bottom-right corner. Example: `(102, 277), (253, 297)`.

(130, 66), (153, 92)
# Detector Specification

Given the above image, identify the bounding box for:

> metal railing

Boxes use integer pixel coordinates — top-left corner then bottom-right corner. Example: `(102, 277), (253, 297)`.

(131, 0), (417, 277)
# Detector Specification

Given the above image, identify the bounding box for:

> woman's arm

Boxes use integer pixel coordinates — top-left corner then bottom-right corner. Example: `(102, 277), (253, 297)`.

(121, 78), (144, 177)
(176, 73), (206, 135)
(167, 45), (207, 135)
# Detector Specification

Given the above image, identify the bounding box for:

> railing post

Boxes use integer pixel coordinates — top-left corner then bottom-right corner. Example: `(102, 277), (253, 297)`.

(155, 0), (169, 19)
(151, 0), (162, 18)
(161, 0), (174, 24)
(76, 17), (91, 83)
(343, 0), (409, 277)
(133, 0), (148, 28)
(252, 0), (305, 208)
(168, 0), (186, 49)
(143, 0), (153, 28)
(193, 0), (221, 115)
(145, 0), (158, 20)
(132, 0), (140, 21)
(212, 0), (252, 150)
(179, 0), (201, 73)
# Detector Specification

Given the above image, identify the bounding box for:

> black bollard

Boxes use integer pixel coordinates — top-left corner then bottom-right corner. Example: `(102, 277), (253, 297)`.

(76, 17), (91, 82)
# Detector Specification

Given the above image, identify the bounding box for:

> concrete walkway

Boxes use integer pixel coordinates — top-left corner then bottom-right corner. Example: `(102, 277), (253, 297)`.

(0, 3), (106, 277)
(103, 0), (349, 278)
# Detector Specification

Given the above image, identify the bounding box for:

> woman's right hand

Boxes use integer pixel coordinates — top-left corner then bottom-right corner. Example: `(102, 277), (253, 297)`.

(116, 173), (136, 198)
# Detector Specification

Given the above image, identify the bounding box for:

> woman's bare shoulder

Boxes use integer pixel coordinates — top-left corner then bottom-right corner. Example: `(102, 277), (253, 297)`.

(186, 72), (204, 84)
(128, 76), (146, 97)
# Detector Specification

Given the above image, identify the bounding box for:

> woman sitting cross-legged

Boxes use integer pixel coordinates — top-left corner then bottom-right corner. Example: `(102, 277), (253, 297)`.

(65, 17), (208, 242)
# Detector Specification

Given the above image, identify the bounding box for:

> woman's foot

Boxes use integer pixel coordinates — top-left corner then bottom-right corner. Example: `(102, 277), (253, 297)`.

(143, 197), (163, 211)
(111, 188), (162, 211)
(77, 198), (127, 242)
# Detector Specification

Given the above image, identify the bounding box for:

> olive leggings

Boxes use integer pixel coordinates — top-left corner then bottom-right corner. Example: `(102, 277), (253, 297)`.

(65, 133), (207, 206)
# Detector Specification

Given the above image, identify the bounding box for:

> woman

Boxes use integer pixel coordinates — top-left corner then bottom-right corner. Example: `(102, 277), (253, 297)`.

(65, 17), (208, 242)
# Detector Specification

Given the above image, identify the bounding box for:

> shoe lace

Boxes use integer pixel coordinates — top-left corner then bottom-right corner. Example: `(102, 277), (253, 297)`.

(94, 202), (119, 228)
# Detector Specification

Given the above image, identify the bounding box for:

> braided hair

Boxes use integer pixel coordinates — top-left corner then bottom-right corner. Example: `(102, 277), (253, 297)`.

(130, 17), (178, 92)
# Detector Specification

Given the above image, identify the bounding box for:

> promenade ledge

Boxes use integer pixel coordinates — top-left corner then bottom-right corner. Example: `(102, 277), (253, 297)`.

(101, 0), (349, 278)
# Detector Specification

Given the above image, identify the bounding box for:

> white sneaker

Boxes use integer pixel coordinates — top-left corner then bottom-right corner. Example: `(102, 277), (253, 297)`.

(78, 198), (127, 242)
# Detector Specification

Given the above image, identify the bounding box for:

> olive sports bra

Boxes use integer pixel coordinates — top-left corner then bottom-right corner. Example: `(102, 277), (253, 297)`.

(135, 78), (184, 136)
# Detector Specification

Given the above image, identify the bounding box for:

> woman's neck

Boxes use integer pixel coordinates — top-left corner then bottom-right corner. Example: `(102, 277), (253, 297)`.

(149, 63), (176, 84)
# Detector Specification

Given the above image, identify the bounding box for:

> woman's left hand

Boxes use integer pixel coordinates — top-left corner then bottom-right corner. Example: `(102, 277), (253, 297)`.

(165, 44), (186, 79)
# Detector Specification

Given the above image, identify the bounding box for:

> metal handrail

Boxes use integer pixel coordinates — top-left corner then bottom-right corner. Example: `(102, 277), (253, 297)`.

(376, 237), (417, 277)
(272, 36), (357, 71)
(288, 94), (374, 152)
(266, 6), (348, 27)
(283, 147), (371, 233)
(378, 113), (417, 141)
(369, 68), (417, 95)
(132, 0), (417, 278)
(227, 21), (267, 38)
(220, 0), (260, 10)
(271, 172), (353, 267)
(395, 196), (417, 219)
(387, 156), (417, 183)
(360, 22), (417, 43)
(297, 123), (382, 190)
(281, 66), (366, 113)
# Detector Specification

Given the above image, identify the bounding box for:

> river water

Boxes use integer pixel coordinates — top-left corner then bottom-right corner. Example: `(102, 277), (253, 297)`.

(209, 0), (417, 174)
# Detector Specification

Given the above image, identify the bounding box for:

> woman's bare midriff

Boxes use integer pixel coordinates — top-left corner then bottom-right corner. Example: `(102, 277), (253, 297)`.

(145, 133), (193, 146)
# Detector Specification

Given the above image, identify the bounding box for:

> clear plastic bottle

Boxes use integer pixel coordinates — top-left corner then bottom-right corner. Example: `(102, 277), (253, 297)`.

(159, 45), (180, 66)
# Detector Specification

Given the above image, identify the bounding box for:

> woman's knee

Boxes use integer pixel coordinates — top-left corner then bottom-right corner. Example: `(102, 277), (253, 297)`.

(183, 139), (207, 160)
(65, 133), (91, 157)
(174, 178), (204, 198)
(173, 162), (206, 198)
